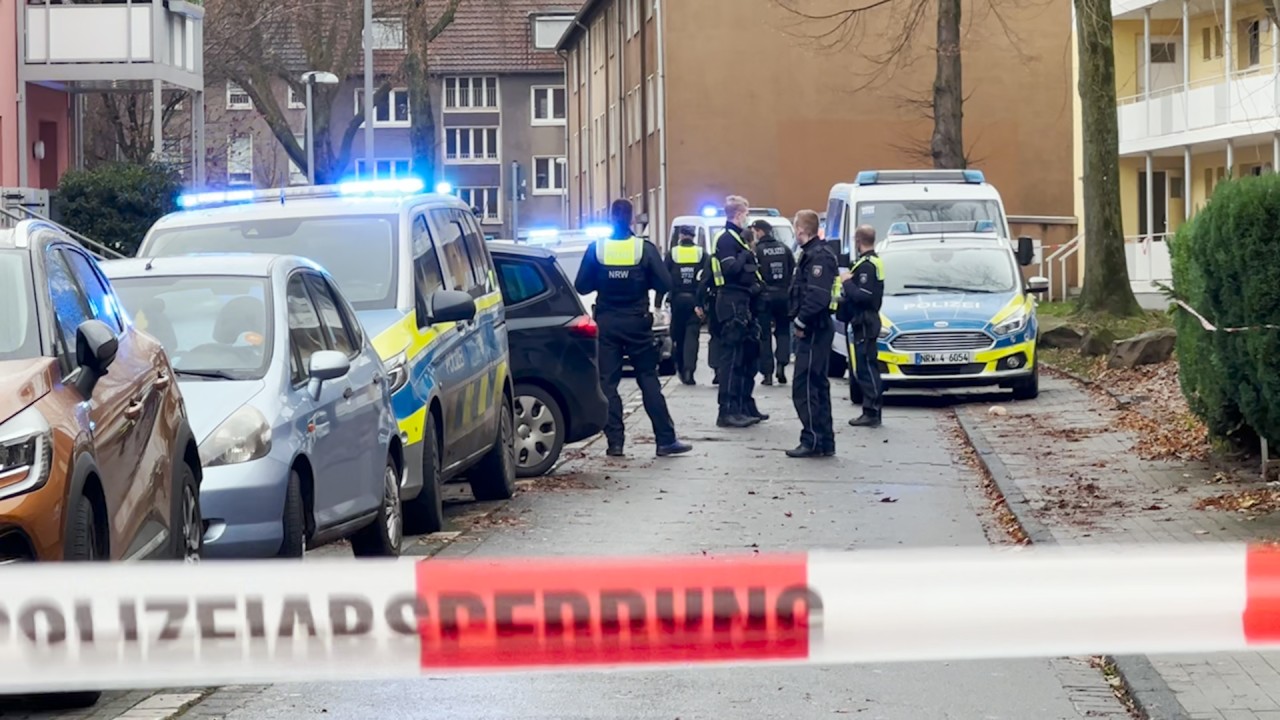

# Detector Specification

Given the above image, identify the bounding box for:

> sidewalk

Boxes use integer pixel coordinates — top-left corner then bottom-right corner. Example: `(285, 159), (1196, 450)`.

(956, 371), (1280, 720)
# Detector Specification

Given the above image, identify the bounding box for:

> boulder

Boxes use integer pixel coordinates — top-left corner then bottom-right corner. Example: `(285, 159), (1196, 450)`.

(1039, 322), (1084, 350)
(1106, 328), (1177, 369)
(1081, 327), (1117, 357)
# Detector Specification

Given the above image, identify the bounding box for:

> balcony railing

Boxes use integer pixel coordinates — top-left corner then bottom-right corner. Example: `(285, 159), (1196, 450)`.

(23, 0), (202, 81)
(1116, 70), (1280, 151)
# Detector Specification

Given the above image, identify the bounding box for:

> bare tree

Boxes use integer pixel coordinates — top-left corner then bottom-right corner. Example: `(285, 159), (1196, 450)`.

(402, 0), (463, 183)
(889, 88), (984, 167)
(1074, 0), (1141, 315)
(82, 92), (188, 166)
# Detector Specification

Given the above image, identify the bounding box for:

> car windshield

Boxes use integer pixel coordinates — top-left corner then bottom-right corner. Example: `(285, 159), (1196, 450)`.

(110, 274), (273, 380)
(881, 246), (1018, 295)
(856, 199), (1006, 240)
(0, 251), (40, 362)
(144, 215), (398, 311)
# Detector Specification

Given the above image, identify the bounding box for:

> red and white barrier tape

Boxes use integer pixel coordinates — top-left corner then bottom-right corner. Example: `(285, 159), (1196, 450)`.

(1173, 299), (1280, 333)
(2, 544), (1280, 693)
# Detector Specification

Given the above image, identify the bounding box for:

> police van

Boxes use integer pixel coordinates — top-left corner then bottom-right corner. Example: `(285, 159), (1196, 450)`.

(824, 169), (1012, 376)
(852, 220), (1048, 401)
(669, 205), (797, 255)
(134, 179), (516, 535)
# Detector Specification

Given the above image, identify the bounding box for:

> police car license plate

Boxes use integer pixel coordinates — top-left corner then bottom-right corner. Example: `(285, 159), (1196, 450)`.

(916, 352), (972, 364)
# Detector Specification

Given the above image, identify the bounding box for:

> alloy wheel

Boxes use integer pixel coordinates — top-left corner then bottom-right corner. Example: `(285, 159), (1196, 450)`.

(514, 395), (557, 469)
(384, 463), (403, 549)
(182, 484), (201, 564)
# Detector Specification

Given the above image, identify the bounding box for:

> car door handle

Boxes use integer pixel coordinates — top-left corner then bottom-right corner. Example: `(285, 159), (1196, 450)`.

(343, 386), (354, 400)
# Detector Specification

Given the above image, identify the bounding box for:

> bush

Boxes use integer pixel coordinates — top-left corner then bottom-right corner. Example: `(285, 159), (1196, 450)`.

(53, 163), (181, 257)
(1170, 173), (1280, 447)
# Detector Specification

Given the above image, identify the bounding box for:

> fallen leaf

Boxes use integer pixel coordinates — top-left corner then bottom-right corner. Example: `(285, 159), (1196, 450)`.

(880, 497), (898, 504)
(988, 406), (1008, 416)
(784, 511), (793, 517)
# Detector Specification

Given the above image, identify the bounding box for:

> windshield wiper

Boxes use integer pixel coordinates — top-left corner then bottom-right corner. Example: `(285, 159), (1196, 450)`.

(901, 284), (998, 294)
(174, 369), (238, 381)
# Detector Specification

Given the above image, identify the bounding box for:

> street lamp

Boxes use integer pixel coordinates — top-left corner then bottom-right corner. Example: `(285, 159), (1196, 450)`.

(301, 71), (340, 185)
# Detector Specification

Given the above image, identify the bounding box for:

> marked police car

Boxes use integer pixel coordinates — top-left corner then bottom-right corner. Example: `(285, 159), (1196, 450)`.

(134, 179), (516, 536)
(861, 220), (1048, 401)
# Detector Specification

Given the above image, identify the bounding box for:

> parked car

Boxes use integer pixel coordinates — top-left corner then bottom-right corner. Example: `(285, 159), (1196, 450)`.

(103, 254), (404, 558)
(488, 242), (607, 477)
(133, 180), (516, 534)
(0, 220), (204, 708)
(550, 240), (676, 376)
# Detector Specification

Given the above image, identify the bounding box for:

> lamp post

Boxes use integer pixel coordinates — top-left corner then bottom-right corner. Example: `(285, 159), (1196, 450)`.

(301, 71), (340, 185)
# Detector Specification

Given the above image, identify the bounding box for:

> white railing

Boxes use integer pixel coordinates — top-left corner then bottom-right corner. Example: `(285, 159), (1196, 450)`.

(1117, 72), (1280, 150)
(1124, 233), (1174, 291)
(24, 0), (200, 72)
(1041, 233), (1081, 302)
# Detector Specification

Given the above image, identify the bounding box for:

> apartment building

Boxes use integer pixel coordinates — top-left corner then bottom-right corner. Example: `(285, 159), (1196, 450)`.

(558, 0), (1078, 252)
(2, 0), (204, 191)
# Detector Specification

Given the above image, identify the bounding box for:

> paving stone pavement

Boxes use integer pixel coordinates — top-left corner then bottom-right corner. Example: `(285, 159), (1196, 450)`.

(956, 372), (1280, 720)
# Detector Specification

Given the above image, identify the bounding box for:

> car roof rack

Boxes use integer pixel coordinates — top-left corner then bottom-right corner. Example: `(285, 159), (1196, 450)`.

(856, 169), (985, 186)
(884, 220), (1000, 238)
(174, 178), (436, 211)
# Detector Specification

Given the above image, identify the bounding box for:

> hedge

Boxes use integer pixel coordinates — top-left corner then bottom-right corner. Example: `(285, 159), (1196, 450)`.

(53, 162), (181, 257)
(1170, 172), (1280, 447)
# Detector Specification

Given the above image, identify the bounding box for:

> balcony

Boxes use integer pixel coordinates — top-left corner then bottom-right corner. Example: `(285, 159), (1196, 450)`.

(21, 0), (204, 92)
(1117, 72), (1280, 154)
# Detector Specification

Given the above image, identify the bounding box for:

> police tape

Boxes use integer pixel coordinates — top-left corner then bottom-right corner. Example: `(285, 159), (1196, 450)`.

(1173, 299), (1280, 333)
(2, 543), (1280, 693)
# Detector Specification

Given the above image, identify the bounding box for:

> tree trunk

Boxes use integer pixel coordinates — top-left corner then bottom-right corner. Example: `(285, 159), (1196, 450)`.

(405, 52), (438, 183)
(931, 0), (965, 169)
(1075, 0), (1142, 316)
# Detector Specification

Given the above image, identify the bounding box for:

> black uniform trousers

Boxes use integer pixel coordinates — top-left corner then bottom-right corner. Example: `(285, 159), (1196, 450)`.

(715, 292), (758, 416)
(706, 293), (722, 374)
(668, 292), (701, 375)
(849, 317), (884, 417)
(597, 311), (677, 448)
(793, 321), (836, 451)
(757, 291), (791, 376)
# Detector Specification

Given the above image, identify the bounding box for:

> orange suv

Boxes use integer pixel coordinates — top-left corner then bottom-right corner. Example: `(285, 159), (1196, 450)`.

(0, 220), (203, 573)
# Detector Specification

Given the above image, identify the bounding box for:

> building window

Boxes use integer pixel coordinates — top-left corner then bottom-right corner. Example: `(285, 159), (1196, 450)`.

(627, 0), (639, 37)
(646, 74), (656, 134)
(608, 103), (618, 157)
(227, 135), (253, 186)
(288, 86), (305, 109)
(532, 86), (566, 124)
(629, 85), (641, 145)
(1243, 19), (1261, 67)
(226, 81), (251, 110)
(356, 159), (412, 180)
(444, 76), (499, 110)
(580, 124), (589, 174)
(355, 88), (411, 126)
(593, 115), (604, 165)
(1202, 26), (1223, 60)
(533, 14), (573, 50)
(288, 134), (306, 185)
(646, 0), (654, 20)
(444, 127), (500, 162)
(1150, 42), (1176, 64)
(533, 156), (566, 195)
(368, 17), (405, 50)
(458, 187), (500, 223)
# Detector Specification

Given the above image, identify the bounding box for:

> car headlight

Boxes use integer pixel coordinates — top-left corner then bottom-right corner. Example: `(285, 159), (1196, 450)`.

(384, 351), (409, 394)
(878, 324), (892, 340)
(199, 405), (272, 467)
(992, 309), (1029, 337)
(0, 406), (52, 502)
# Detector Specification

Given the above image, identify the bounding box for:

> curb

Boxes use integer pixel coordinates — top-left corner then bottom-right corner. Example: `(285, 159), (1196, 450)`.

(954, 407), (1190, 720)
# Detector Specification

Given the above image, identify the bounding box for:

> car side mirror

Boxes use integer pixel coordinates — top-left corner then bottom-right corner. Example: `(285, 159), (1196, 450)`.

(307, 350), (350, 399)
(428, 289), (477, 324)
(1016, 236), (1035, 267)
(1027, 276), (1050, 294)
(73, 319), (118, 398)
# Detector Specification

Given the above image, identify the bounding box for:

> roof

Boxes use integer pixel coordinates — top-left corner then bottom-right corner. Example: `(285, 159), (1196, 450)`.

(555, 0), (604, 51)
(100, 254), (319, 279)
(356, 1), (577, 76)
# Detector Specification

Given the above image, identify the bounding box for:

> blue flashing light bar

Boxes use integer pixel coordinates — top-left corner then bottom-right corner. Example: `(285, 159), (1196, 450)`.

(974, 219), (996, 233)
(338, 177), (425, 196)
(856, 170), (986, 186)
(887, 220), (1000, 237)
(434, 181), (454, 194)
(887, 222), (910, 236)
(527, 228), (559, 241)
(177, 189), (256, 209)
(700, 204), (719, 218)
(585, 224), (612, 238)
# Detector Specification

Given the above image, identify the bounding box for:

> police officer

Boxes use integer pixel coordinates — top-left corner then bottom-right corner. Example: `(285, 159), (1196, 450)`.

(751, 219), (795, 386)
(838, 224), (885, 428)
(664, 227), (709, 385)
(786, 210), (839, 458)
(574, 199), (693, 457)
(712, 195), (763, 428)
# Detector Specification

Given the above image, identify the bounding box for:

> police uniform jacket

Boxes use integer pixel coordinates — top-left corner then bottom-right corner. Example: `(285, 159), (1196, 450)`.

(789, 239), (839, 334)
(837, 249), (884, 327)
(754, 234), (795, 296)
(574, 234), (672, 316)
(663, 241), (709, 302)
(713, 222), (759, 297)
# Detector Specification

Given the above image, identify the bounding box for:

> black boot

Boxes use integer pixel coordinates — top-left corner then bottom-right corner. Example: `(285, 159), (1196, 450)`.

(848, 413), (882, 428)
(711, 371), (720, 385)
(761, 372), (773, 386)
(776, 367), (787, 385)
(680, 370), (695, 385)
(606, 445), (625, 457)
(717, 414), (756, 428)
(786, 445), (821, 458)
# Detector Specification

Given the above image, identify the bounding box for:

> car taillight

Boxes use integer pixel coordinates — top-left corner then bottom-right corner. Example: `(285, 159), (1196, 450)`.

(568, 314), (598, 338)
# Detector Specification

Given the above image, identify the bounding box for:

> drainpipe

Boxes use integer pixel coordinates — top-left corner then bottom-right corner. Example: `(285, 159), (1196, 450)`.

(17, 3), (28, 187)
(557, 48), (572, 228)
(655, 0), (669, 253)
(615, 1), (625, 213)
(573, 19), (592, 220)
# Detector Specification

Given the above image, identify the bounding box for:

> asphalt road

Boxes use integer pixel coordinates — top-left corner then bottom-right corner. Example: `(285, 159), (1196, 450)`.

(191, 351), (1129, 720)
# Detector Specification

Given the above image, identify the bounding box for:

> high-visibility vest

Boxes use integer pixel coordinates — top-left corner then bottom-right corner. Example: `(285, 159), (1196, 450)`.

(595, 236), (645, 266)
(830, 277), (841, 312)
(709, 229), (762, 286)
(672, 244), (703, 264)
(851, 253), (885, 280)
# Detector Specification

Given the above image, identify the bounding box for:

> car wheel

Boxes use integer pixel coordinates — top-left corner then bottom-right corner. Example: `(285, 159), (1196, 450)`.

(470, 396), (516, 502)
(351, 456), (402, 557)
(1011, 362), (1040, 400)
(277, 470), (306, 558)
(828, 352), (848, 378)
(51, 497), (103, 708)
(513, 384), (565, 478)
(404, 413), (445, 534)
(172, 462), (202, 563)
